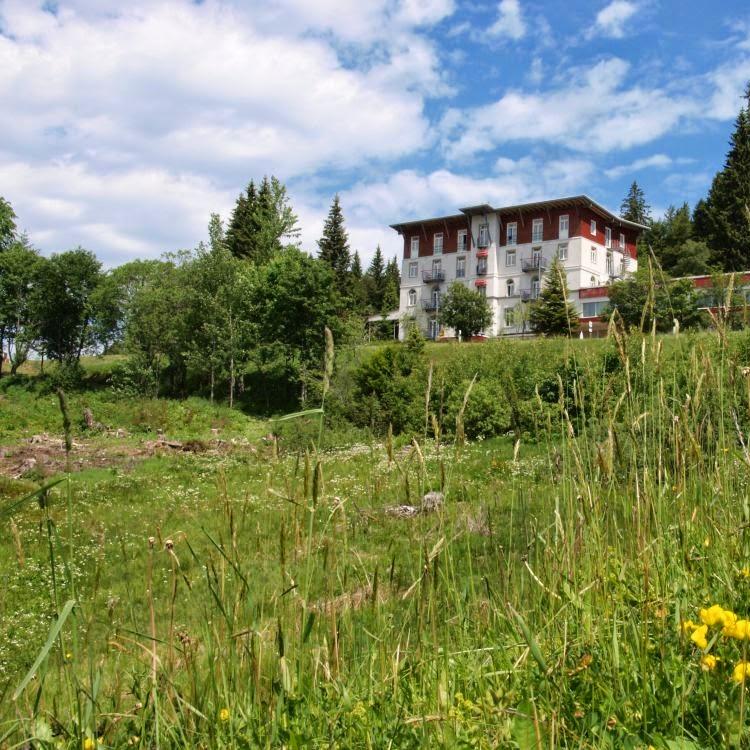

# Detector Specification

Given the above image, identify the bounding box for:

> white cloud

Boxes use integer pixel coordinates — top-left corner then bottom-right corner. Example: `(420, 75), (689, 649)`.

(488, 0), (525, 40)
(592, 0), (639, 39)
(708, 59), (750, 119)
(0, 0), (455, 263)
(441, 58), (699, 158)
(604, 153), (674, 178)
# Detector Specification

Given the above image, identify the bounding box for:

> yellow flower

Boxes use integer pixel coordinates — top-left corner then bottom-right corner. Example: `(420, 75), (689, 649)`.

(742, 567), (750, 579)
(733, 661), (750, 684)
(701, 654), (719, 671)
(691, 624), (709, 650)
(721, 610), (739, 634)
(727, 619), (750, 640)
(699, 605), (723, 626)
(83, 740), (95, 750)
(219, 708), (230, 723)
(681, 619), (698, 634)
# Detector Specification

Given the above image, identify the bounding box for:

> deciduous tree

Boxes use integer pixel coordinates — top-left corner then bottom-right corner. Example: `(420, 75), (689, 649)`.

(438, 282), (492, 339)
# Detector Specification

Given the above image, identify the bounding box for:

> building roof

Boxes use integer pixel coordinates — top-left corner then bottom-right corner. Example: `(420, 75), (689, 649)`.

(390, 194), (650, 234)
(389, 213), (466, 233)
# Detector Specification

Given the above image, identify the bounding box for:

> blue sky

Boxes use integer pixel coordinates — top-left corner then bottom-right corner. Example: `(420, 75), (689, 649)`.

(1, 0), (749, 267)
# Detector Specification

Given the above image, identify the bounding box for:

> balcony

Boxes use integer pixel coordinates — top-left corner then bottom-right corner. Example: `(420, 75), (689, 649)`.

(421, 269), (445, 284)
(521, 256), (547, 273)
(520, 290), (540, 302)
(476, 249), (489, 258)
(422, 299), (440, 312)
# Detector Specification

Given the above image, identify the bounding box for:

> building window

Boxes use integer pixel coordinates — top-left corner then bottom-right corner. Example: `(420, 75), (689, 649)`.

(478, 223), (490, 247)
(531, 279), (540, 298)
(506, 278), (515, 297)
(620, 232), (626, 251)
(559, 214), (569, 239)
(532, 218), (543, 243)
(432, 288), (441, 307)
(606, 252), (613, 275)
(590, 246), (597, 264)
(478, 285), (487, 299)
(410, 236), (419, 257)
(506, 222), (517, 245)
(590, 275), (597, 287)
(582, 301), (607, 317)
(506, 249), (516, 266)
(504, 307), (515, 327)
(590, 219), (597, 236)
(408, 289), (417, 307)
(457, 230), (468, 252)
(557, 243), (568, 261)
(408, 262), (418, 278)
(433, 232), (443, 255)
(456, 256), (466, 278)
(429, 319), (439, 339)
(432, 259), (441, 279)
(477, 258), (488, 275)
(605, 227), (612, 248)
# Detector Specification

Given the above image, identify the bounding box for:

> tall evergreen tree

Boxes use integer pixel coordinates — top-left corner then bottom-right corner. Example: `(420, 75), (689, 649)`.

(382, 256), (400, 313)
(0, 196), (17, 252)
(529, 257), (579, 336)
(620, 181), (651, 225)
(351, 251), (363, 279)
(226, 177), (299, 264)
(364, 246), (386, 312)
(694, 84), (750, 270)
(317, 195), (351, 296)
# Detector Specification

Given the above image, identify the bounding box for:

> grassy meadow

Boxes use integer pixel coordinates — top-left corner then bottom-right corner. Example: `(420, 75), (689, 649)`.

(3, 330), (750, 748)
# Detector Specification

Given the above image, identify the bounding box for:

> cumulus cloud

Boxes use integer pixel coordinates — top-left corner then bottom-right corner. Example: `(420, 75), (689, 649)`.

(488, 0), (525, 40)
(0, 0), (455, 263)
(592, 0), (639, 39)
(604, 154), (675, 178)
(440, 58), (699, 159)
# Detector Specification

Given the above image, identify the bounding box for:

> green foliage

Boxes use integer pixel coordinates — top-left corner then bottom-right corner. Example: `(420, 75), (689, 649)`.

(694, 85), (750, 270)
(0, 238), (40, 375)
(30, 247), (103, 364)
(620, 180), (651, 225)
(226, 176), (300, 263)
(317, 194), (351, 299)
(364, 246), (386, 313)
(0, 195), (17, 252)
(438, 282), (492, 338)
(605, 265), (703, 332)
(529, 256), (579, 336)
(445, 378), (512, 438)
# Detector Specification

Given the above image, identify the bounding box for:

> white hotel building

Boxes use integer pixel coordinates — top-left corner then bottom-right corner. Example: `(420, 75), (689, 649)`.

(389, 195), (648, 339)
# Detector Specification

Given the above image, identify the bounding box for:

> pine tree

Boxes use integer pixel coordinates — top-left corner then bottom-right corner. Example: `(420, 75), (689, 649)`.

(364, 246), (386, 312)
(695, 84), (750, 270)
(529, 257), (579, 336)
(317, 195), (351, 296)
(620, 181), (651, 225)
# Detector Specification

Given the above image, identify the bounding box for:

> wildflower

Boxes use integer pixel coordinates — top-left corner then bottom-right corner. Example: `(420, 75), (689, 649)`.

(733, 661), (750, 684)
(727, 619), (750, 640)
(83, 740), (95, 750)
(65, 652), (72, 660)
(219, 708), (230, 722)
(681, 619), (698, 635)
(691, 624), (709, 650)
(742, 567), (750, 579)
(701, 654), (718, 671)
(699, 605), (727, 627)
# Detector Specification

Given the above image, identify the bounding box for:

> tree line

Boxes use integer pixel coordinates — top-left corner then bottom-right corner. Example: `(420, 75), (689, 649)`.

(0, 183), (400, 409)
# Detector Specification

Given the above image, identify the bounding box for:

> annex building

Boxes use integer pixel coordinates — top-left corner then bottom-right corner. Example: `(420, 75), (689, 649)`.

(389, 195), (648, 339)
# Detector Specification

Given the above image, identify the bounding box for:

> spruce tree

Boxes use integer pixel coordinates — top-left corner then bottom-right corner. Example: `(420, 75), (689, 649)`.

(351, 251), (363, 279)
(695, 84), (750, 270)
(382, 256), (400, 313)
(317, 195), (351, 296)
(620, 181), (651, 225)
(364, 246), (386, 312)
(529, 257), (579, 336)
(226, 181), (257, 260)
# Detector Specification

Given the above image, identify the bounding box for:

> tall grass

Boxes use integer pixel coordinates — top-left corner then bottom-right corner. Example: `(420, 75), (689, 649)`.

(4, 323), (750, 747)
